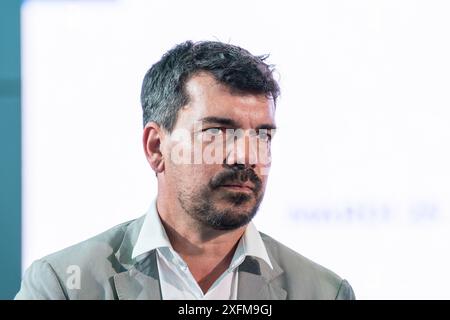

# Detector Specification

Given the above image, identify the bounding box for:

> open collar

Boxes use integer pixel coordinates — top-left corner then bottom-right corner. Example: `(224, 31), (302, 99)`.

(112, 200), (286, 300)
(131, 198), (273, 269)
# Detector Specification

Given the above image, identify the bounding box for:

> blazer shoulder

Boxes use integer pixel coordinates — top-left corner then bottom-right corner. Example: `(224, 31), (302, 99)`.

(260, 232), (355, 299)
(17, 215), (145, 299)
(43, 216), (142, 266)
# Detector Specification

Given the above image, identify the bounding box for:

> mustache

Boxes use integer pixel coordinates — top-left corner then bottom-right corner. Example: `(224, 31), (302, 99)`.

(209, 167), (262, 193)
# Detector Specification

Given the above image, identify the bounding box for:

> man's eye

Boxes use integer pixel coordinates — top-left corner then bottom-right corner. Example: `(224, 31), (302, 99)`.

(258, 130), (271, 141)
(204, 128), (223, 135)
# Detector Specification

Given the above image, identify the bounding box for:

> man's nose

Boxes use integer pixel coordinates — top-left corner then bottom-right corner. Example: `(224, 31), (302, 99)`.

(225, 130), (258, 167)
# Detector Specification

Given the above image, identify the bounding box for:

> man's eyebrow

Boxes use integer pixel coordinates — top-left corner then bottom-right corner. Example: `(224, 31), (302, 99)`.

(200, 116), (277, 130)
(256, 124), (277, 130)
(199, 116), (241, 127)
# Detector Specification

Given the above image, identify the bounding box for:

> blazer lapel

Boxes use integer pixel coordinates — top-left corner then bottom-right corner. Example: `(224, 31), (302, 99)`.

(113, 250), (161, 300)
(112, 216), (162, 300)
(237, 256), (287, 300)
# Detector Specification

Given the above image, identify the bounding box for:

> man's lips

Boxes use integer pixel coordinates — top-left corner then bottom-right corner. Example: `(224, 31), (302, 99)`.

(219, 183), (254, 192)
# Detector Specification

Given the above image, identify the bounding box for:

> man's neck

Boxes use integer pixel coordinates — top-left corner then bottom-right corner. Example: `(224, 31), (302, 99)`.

(156, 196), (246, 293)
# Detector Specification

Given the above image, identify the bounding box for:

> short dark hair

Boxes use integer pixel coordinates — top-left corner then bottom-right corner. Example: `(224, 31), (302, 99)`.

(140, 41), (280, 131)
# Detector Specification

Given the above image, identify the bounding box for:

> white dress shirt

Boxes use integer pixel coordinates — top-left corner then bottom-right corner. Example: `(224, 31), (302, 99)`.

(131, 199), (273, 300)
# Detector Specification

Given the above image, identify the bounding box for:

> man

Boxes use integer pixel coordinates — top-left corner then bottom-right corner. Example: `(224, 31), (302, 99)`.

(16, 41), (355, 300)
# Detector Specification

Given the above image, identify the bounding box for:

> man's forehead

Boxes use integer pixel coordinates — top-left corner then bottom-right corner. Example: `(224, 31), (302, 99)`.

(184, 73), (215, 99)
(179, 73), (276, 126)
(185, 72), (274, 105)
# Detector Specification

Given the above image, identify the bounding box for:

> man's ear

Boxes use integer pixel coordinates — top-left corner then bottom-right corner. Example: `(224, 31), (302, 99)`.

(143, 122), (165, 174)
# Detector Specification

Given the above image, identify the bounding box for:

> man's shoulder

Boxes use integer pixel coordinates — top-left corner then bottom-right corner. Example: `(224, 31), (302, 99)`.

(260, 232), (340, 278)
(260, 232), (354, 299)
(16, 216), (145, 299)
(43, 216), (143, 267)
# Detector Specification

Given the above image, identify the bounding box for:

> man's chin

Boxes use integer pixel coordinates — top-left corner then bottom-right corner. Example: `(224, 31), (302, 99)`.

(203, 201), (259, 230)
(206, 212), (253, 231)
(179, 188), (263, 231)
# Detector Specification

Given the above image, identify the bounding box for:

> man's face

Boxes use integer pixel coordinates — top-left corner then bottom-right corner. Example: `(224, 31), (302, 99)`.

(162, 72), (276, 230)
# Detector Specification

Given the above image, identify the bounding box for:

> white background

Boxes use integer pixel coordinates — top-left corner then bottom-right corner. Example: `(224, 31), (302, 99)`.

(22, 0), (450, 299)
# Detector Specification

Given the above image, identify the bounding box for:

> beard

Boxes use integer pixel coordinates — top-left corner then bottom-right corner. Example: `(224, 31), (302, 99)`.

(177, 166), (264, 231)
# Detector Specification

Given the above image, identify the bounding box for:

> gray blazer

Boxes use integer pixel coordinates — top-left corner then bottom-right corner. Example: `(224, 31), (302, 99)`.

(15, 216), (355, 300)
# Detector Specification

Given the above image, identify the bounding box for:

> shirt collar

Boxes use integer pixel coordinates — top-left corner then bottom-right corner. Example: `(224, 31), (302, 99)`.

(231, 220), (273, 269)
(132, 198), (273, 270)
(131, 199), (172, 259)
